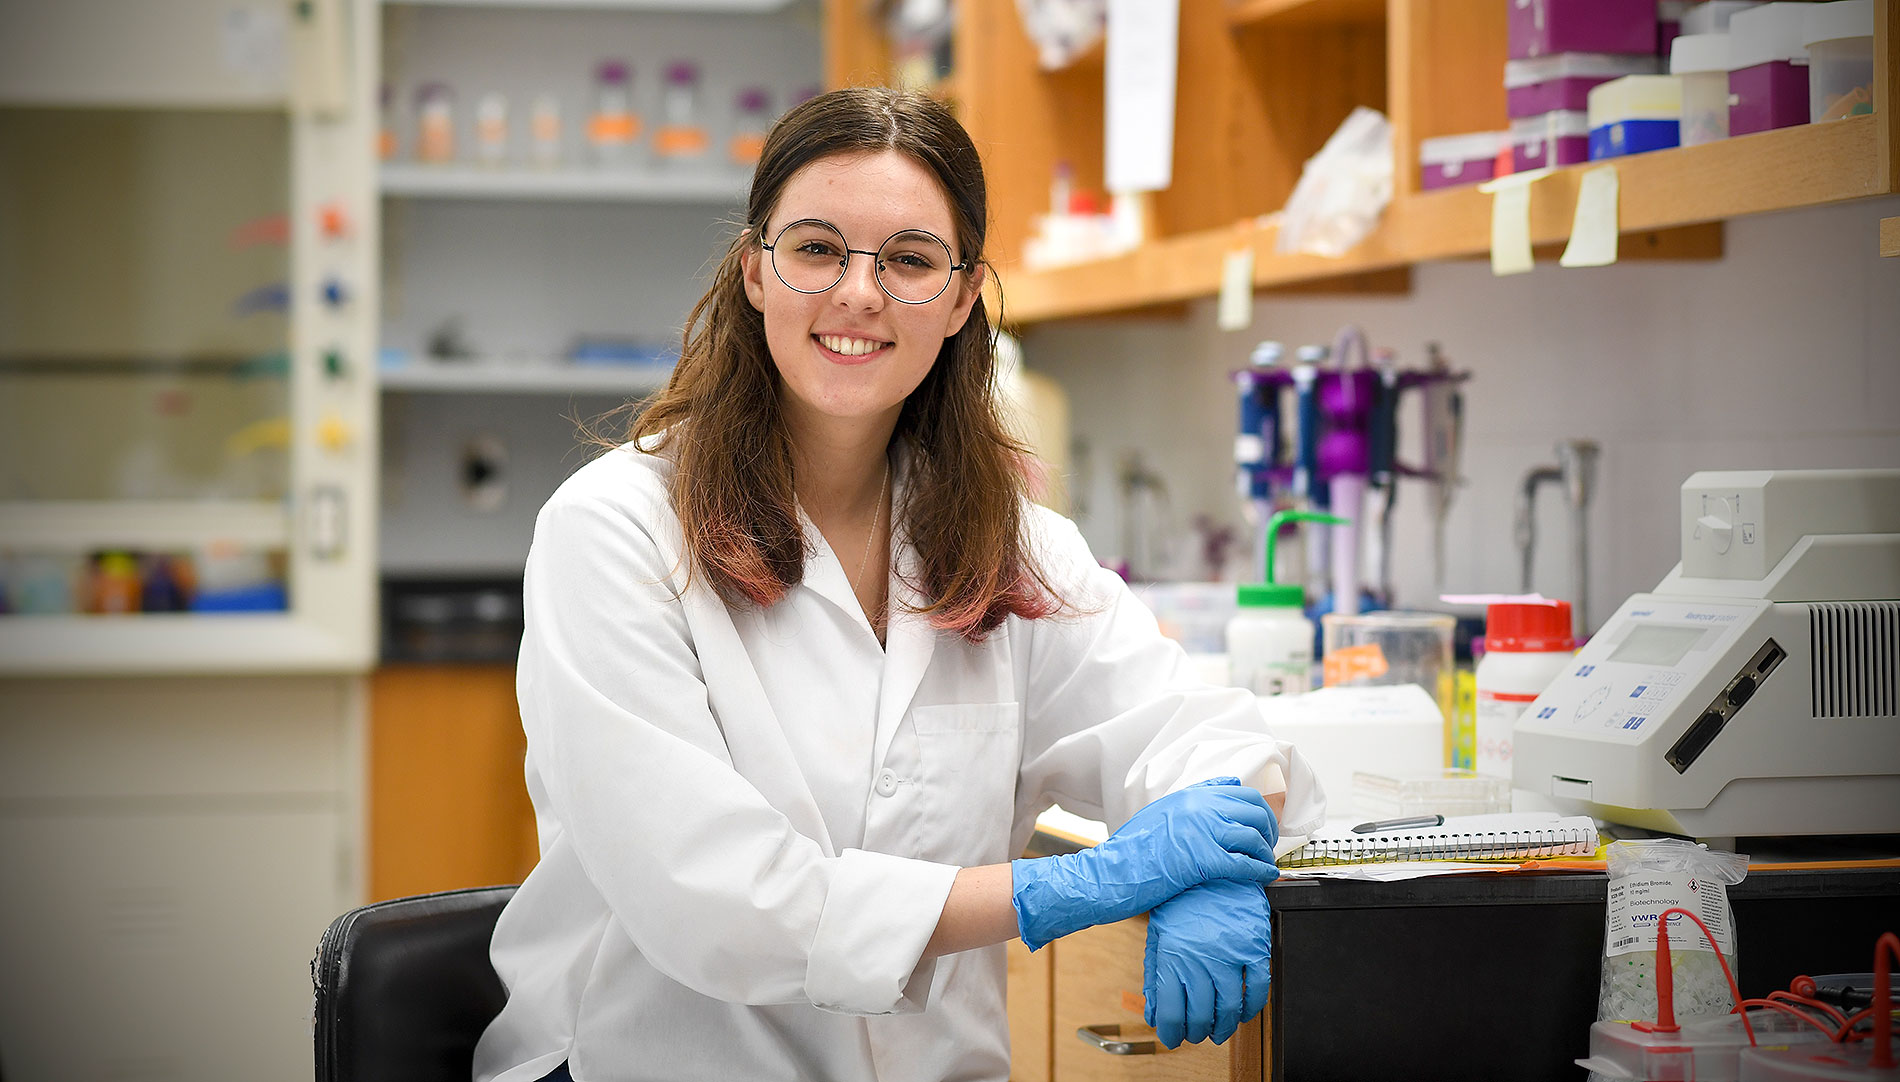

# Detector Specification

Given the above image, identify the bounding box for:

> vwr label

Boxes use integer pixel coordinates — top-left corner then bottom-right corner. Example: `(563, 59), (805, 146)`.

(1605, 871), (1734, 957)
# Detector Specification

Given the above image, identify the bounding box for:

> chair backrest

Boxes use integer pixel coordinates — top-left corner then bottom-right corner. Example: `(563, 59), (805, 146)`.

(312, 885), (518, 1082)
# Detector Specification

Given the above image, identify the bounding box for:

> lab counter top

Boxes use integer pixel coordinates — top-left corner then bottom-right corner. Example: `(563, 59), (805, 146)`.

(1026, 826), (1899, 1082)
(380, 575), (524, 664)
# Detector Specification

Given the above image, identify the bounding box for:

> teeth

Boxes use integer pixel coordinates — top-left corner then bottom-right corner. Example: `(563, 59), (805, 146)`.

(818, 335), (888, 357)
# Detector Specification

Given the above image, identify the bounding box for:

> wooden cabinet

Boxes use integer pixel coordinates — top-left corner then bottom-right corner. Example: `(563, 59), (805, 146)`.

(1007, 938), (1055, 1082)
(824, 0), (1900, 325)
(368, 663), (539, 900)
(1045, 918), (1263, 1082)
(1002, 916), (1266, 1082)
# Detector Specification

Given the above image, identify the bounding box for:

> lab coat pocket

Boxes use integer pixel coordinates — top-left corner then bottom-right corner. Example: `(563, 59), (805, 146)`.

(910, 703), (1022, 866)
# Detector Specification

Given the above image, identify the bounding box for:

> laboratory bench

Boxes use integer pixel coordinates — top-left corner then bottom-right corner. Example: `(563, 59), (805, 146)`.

(365, 666), (1899, 1081)
(1024, 826), (1900, 1082)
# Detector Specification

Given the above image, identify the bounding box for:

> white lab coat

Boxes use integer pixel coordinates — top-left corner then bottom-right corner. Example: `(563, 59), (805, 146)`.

(473, 442), (1325, 1082)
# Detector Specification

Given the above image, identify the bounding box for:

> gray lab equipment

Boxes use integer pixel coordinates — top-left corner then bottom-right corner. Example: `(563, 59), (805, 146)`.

(1512, 468), (1900, 838)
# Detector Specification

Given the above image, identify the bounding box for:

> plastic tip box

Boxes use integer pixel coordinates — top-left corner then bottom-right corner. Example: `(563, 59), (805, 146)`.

(1511, 110), (1593, 170)
(1510, 0), (1660, 59)
(1726, 2), (1816, 134)
(1505, 52), (1660, 117)
(1588, 74), (1684, 158)
(1578, 1010), (1837, 1082)
(1419, 131), (1509, 190)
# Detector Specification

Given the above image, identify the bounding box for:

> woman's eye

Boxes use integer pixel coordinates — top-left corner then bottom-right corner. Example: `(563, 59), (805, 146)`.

(795, 242), (842, 258)
(888, 252), (936, 269)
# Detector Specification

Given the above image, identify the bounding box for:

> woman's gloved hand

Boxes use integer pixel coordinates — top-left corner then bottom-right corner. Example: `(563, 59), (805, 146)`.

(1011, 777), (1279, 951)
(1143, 877), (1273, 1048)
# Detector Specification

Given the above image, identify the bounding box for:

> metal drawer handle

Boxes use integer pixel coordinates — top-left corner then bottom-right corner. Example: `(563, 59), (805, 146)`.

(1076, 1023), (1159, 1055)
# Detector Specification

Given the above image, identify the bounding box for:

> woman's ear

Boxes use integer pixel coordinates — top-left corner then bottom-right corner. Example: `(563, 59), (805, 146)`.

(741, 231), (766, 312)
(943, 262), (987, 337)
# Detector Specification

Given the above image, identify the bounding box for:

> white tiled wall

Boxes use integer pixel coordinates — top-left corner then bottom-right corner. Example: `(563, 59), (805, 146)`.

(1022, 196), (1900, 634)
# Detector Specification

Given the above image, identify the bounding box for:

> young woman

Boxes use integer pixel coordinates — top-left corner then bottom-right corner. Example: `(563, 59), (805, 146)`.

(474, 87), (1323, 1082)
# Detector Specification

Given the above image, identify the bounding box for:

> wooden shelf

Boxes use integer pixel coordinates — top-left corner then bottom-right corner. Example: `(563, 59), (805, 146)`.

(378, 360), (672, 394)
(379, 163), (746, 203)
(1229, 0), (1386, 29)
(1000, 116), (1885, 326)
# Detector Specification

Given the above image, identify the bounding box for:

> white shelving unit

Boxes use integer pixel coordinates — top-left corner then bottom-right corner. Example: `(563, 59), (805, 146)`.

(372, 0), (817, 575)
(385, 0), (793, 9)
(378, 359), (672, 393)
(0, 500), (290, 551)
(380, 163), (747, 203)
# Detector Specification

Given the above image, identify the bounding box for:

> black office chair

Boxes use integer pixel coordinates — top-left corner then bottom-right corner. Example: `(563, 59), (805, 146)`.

(312, 885), (518, 1082)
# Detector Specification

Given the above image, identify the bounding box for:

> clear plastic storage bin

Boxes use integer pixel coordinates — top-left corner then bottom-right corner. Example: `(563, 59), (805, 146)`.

(1672, 32), (1733, 144)
(1803, 0), (1875, 122)
(1351, 769), (1511, 819)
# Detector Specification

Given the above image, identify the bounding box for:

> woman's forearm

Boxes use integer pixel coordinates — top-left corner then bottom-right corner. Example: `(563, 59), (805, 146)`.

(923, 864), (1019, 958)
(922, 791), (1286, 959)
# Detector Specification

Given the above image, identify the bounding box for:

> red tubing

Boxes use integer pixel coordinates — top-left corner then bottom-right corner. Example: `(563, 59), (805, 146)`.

(1872, 933), (1897, 1070)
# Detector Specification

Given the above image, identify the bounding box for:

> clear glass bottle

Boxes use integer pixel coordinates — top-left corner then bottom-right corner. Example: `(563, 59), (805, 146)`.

(653, 60), (708, 167)
(530, 91), (563, 167)
(475, 90), (509, 166)
(588, 60), (638, 167)
(727, 86), (771, 169)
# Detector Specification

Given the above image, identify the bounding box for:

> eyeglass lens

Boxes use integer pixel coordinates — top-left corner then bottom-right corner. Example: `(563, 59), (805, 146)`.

(769, 220), (956, 304)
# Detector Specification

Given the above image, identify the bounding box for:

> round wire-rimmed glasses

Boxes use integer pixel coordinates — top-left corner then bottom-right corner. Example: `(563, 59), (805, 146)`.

(759, 218), (969, 305)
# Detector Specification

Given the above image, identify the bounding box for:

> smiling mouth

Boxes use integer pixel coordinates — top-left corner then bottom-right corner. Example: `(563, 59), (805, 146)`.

(815, 334), (892, 358)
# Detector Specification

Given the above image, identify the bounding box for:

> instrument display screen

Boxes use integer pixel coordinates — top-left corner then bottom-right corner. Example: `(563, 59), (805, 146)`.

(1607, 624), (1708, 667)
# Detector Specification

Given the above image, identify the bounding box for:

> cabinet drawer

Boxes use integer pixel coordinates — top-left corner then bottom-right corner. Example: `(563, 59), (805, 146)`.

(0, 676), (353, 800)
(1052, 918), (1263, 1082)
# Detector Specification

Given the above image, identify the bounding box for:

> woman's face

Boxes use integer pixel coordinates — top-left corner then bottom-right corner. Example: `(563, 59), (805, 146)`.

(742, 150), (984, 438)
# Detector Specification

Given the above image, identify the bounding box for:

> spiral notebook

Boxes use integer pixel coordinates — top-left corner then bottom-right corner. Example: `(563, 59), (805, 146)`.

(1281, 813), (1601, 868)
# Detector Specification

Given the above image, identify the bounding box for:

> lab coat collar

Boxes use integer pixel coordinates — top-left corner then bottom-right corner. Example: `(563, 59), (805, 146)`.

(874, 520), (935, 774)
(790, 443), (937, 772)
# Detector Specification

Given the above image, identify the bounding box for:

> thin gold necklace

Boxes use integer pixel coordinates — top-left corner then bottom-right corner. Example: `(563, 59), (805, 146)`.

(852, 457), (890, 597)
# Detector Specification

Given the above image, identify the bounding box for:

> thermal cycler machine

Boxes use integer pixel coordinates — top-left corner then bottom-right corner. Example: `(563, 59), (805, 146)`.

(1513, 468), (1899, 839)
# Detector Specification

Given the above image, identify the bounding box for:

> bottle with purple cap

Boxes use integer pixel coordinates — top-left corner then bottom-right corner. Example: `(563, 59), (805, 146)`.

(588, 59), (639, 167)
(728, 86), (772, 169)
(653, 60), (709, 167)
(415, 82), (455, 163)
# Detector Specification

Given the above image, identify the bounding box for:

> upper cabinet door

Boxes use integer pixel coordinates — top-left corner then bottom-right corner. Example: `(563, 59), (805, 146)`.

(0, 0), (292, 109)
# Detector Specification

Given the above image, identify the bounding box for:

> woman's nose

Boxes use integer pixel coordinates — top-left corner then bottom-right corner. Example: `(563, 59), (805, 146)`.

(833, 251), (885, 309)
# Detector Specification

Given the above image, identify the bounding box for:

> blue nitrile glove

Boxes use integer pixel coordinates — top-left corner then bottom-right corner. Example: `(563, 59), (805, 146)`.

(1011, 777), (1279, 952)
(1142, 877), (1274, 1049)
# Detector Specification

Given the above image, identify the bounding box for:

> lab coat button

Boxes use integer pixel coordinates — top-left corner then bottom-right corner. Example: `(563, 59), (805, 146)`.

(875, 770), (899, 797)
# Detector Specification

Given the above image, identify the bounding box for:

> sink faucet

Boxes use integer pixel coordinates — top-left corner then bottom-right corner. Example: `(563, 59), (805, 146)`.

(1513, 439), (1599, 636)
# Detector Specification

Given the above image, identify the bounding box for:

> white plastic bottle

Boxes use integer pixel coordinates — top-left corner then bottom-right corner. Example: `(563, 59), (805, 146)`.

(1474, 599), (1576, 780)
(1226, 509), (1345, 696)
(1228, 582), (1315, 696)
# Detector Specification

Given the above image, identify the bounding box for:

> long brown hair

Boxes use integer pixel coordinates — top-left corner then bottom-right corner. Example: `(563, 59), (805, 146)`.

(623, 86), (1061, 642)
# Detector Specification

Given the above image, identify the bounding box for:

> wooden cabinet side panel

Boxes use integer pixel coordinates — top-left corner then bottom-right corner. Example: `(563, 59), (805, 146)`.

(1051, 918), (1263, 1082)
(959, 0), (1385, 264)
(1164, 17), (1386, 237)
(368, 664), (539, 901)
(824, 0), (893, 90)
(1008, 938), (1055, 1082)
(1390, 0), (1507, 196)
(1878, 0), (1896, 192)
(958, 0), (1106, 274)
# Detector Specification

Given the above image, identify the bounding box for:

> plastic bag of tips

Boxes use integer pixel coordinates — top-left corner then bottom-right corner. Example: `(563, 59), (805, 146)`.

(1275, 106), (1394, 259)
(1594, 839), (1751, 1037)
